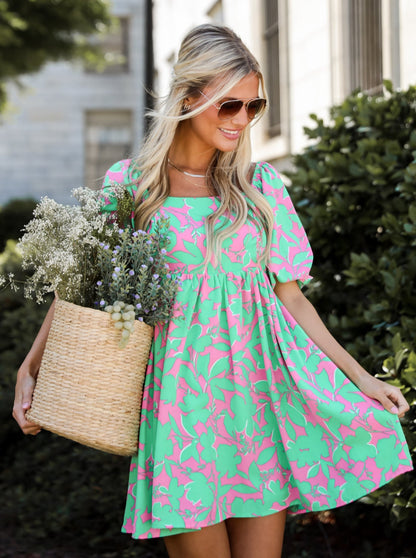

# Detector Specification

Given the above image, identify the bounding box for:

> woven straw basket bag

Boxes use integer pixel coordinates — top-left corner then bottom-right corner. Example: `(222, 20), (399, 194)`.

(26, 298), (154, 456)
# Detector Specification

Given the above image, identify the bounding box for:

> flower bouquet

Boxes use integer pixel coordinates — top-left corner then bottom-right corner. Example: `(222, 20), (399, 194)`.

(7, 184), (179, 455)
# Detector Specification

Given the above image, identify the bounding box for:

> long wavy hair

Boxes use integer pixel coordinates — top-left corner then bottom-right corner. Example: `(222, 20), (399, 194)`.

(132, 24), (275, 267)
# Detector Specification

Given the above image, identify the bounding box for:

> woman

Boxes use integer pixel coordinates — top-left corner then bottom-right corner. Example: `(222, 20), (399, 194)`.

(14, 24), (412, 558)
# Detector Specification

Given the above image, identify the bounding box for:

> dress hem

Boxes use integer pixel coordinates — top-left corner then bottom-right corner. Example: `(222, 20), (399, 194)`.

(121, 464), (414, 540)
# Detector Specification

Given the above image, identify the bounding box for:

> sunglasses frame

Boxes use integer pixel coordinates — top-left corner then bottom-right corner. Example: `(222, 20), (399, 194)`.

(198, 90), (267, 121)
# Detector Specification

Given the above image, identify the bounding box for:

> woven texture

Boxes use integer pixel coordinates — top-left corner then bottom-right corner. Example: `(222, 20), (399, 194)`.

(26, 299), (153, 455)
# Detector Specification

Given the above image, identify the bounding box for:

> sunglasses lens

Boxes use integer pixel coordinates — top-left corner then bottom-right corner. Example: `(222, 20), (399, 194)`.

(218, 100), (244, 119)
(217, 98), (266, 120)
(247, 98), (266, 120)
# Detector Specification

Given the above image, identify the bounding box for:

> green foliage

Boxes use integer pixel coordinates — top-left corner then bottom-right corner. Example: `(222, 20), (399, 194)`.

(0, 197), (37, 251)
(0, 0), (111, 110)
(288, 79), (416, 526)
(97, 219), (180, 327)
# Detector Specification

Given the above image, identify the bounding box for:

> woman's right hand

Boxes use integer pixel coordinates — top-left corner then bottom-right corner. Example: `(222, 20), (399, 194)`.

(13, 362), (42, 435)
(12, 297), (57, 435)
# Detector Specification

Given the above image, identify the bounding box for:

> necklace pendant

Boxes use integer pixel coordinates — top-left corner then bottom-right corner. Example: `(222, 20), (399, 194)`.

(168, 158), (207, 179)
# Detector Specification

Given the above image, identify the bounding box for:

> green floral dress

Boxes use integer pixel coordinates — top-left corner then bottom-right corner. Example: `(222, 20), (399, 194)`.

(101, 159), (413, 539)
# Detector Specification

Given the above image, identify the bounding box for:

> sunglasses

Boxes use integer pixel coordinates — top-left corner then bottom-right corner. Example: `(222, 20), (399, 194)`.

(198, 90), (267, 121)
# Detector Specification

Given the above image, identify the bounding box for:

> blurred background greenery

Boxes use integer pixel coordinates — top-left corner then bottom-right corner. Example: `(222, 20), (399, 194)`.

(289, 80), (416, 536)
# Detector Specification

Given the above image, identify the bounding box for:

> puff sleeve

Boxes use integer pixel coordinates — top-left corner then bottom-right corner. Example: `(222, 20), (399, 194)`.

(100, 159), (138, 226)
(258, 162), (313, 287)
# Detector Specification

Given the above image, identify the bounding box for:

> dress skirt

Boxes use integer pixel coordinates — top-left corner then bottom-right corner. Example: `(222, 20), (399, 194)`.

(101, 159), (413, 539)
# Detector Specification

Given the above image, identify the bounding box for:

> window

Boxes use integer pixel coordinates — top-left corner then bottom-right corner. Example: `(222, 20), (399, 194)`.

(84, 110), (133, 187)
(264, 0), (280, 136)
(86, 17), (129, 74)
(348, 0), (383, 92)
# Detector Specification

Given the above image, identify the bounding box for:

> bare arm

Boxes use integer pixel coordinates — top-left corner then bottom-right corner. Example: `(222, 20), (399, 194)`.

(273, 280), (409, 418)
(12, 297), (56, 434)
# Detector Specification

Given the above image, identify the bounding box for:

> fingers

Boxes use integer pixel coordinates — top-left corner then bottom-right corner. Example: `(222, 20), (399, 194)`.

(13, 373), (42, 436)
(377, 387), (409, 418)
(12, 402), (42, 435)
(386, 389), (410, 418)
(12, 408), (41, 435)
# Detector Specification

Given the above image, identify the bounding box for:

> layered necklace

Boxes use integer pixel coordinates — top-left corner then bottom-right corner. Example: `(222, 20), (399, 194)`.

(167, 158), (212, 191)
(167, 158), (207, 178)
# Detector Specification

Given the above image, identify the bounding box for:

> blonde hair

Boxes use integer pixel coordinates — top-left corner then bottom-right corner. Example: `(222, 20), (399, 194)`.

(131, 24), (274, 267)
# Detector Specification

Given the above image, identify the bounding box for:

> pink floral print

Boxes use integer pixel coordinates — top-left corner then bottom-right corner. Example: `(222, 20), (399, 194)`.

(101, 159), (412, 539)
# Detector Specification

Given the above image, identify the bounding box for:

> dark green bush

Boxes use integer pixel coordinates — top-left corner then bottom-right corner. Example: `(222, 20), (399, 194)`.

(288, 79), (416, 527)
(0, 198), (38, 252)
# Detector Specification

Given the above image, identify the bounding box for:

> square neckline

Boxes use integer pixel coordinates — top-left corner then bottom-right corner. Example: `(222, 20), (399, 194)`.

(165, 162), (260, 200)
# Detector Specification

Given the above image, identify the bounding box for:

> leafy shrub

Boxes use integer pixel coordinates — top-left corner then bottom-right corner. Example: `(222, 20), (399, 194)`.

(0, 198), (37, 252)
(288, 80), (416, 526)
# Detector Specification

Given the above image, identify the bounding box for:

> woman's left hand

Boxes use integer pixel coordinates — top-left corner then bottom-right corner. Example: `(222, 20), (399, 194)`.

(355, 374), (409, 418)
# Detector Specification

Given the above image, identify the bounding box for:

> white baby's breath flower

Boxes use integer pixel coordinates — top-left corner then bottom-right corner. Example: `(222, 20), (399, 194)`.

(13, 183), (179, 331)
(16, 187), (116, 306)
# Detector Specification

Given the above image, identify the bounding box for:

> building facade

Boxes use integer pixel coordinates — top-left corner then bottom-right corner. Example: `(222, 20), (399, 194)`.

(1, 0), (415, 205)
(153, 0), (416, 172)
(0, 0), (147, 205)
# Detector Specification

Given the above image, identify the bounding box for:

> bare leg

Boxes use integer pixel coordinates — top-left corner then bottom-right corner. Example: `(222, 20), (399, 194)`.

(226, 510), (287, 558)
(163, 521), (231, 558)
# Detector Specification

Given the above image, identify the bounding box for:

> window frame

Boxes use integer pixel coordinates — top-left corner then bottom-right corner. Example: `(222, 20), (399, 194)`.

(84, 109), (134, 188)
(347, 0), (383, 94)
(263, 0), (281, 137)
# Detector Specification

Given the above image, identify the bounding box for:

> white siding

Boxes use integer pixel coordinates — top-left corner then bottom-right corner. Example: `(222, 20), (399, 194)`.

(399, 0), (416, 87)
(0, 0), (146, 205)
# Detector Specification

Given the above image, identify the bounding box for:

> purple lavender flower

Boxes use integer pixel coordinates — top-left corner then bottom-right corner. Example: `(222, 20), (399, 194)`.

(153, 274), (159, 280)
(141, 264), (147, 270)
(118, 228), (124, 234)
(114, 267), (121, 273)
(161, 248), (167, 254)
(129, 270), (135, 276)
(136, 303), (142, 310)
(99, 300), (106, 307)
(96, 280), (103, 286)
